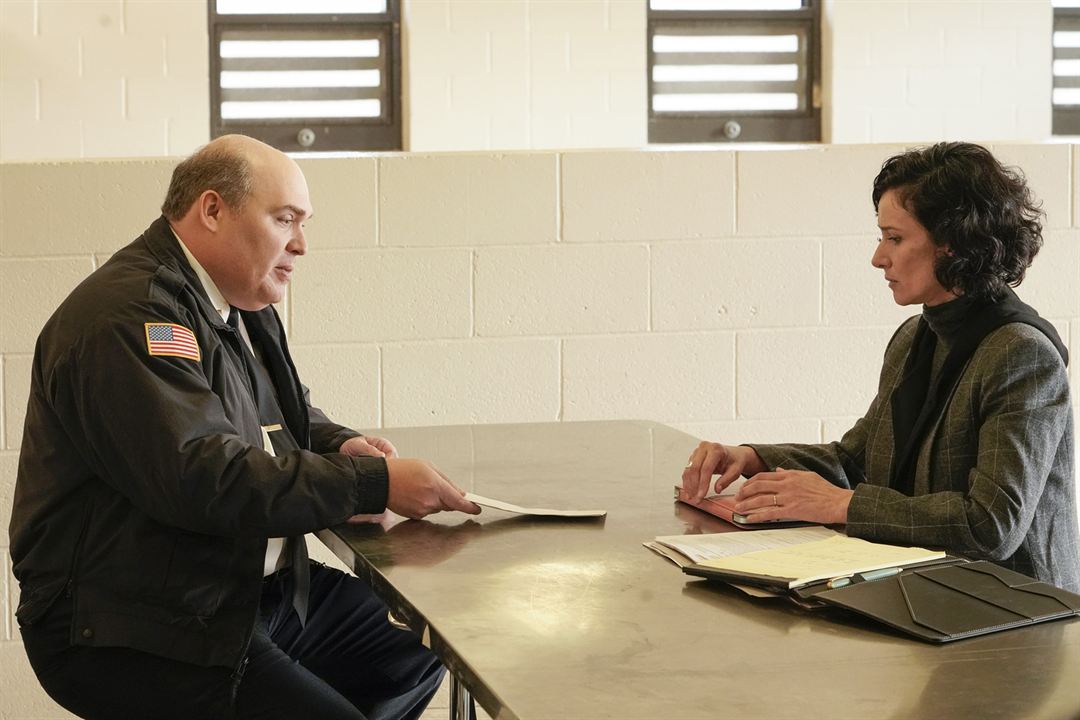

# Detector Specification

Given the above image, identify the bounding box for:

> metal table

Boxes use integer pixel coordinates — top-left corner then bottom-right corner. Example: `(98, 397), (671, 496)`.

(319, 420), (1080, 720)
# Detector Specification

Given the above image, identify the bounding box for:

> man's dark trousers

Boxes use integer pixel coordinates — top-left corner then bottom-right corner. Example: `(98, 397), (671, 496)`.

(21, 562), (445, 719)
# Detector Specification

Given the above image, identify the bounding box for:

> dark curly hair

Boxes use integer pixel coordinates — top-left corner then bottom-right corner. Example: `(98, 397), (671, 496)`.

(871, 142), (1043, 301)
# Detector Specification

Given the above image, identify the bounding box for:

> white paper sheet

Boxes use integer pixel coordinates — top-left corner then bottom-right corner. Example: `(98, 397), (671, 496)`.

(652, 526), (839, 564)
(465, 492), (606, 518)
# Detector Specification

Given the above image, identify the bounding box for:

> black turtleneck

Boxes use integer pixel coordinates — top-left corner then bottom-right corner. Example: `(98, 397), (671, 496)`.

(888, 288), (1068, 496)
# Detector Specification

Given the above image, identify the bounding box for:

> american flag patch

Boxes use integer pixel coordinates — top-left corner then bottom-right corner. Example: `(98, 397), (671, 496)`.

(145, 323), (201, 361)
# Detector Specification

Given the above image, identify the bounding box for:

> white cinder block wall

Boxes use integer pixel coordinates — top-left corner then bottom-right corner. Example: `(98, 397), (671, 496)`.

(826, 0), (1053, 143)
(1, 149), (1079, 719)
(0, 0), (1059, 160)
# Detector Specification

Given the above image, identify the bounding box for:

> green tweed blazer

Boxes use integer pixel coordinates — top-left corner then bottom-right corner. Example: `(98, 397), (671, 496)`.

(751, 316), (1079, 592)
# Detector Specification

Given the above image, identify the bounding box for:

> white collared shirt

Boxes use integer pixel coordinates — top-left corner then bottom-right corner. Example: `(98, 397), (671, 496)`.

(171, 227), (286, 577)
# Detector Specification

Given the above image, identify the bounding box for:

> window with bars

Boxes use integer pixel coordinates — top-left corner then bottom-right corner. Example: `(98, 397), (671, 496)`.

(1053, 1), (1080, 135)
(647, 0), (821, 143)
(209, 0), (401, 152)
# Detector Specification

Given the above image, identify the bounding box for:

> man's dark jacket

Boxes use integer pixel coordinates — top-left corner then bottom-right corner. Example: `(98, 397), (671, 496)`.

(9, 217), (390, 669)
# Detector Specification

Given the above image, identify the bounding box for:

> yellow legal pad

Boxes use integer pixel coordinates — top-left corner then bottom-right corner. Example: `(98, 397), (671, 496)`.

(696, 535), (946, 589)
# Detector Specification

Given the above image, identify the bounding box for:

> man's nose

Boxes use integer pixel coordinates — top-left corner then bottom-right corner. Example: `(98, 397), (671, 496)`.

(289, 227), (307, 256)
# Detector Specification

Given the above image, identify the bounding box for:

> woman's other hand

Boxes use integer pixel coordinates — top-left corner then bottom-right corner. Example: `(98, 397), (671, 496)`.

(733, 467), (853, 525)
(681, 442), (767, 502)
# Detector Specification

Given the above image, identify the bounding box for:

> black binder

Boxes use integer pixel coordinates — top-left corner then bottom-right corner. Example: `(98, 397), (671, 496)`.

(687, 560), (1080, 643)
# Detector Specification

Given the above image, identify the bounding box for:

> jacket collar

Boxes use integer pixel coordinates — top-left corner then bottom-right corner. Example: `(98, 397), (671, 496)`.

(141, 215), (232, 331)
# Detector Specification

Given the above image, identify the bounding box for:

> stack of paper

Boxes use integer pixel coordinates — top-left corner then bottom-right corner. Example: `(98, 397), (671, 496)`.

(695, 535), (947, 589)
(645, 526), (840, 567)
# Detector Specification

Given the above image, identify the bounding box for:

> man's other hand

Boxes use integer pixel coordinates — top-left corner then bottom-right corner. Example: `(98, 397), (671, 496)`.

(340, 435), (399, 459)
(384, 459), (482, 519)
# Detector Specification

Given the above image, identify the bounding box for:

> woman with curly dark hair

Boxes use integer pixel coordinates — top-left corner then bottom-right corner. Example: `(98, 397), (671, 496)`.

(682, 142), (1079, 591)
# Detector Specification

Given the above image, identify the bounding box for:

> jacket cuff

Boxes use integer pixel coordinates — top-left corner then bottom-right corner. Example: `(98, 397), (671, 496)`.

(843, 483), (880, 537)
(742, 443), (782, 472)
(350, 455), (390, 514)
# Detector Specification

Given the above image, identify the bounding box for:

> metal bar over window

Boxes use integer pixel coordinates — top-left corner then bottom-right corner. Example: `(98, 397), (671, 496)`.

(209, 0), (401, 152)
(1053, 3), (1080, 135)
(647, 0), (820, 143)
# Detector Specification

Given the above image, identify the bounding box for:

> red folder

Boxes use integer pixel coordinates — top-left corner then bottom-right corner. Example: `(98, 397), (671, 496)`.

(674, 486), (812, 529)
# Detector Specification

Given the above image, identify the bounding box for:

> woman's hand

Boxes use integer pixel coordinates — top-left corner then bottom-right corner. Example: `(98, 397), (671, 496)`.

(733, 467), (852, 525)
(681, 442), (767, 502)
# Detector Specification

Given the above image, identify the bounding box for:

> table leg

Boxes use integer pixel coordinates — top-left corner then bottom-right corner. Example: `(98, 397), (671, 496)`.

(449, 673), (471, 720)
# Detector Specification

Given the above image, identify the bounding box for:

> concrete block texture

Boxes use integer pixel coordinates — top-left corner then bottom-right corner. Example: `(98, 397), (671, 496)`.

(289, 249), (472, 344)
(378, 423), (477, 488)
(0, 160), (174, 256)
(670, 418), (822, 446)
(907, 66), (984, 108)
(288, 344), (381, 434)
(37, 0), (124, 37)
(945, 107), (1020, 146)
(451, 71), (530, 115)
(3, 355), (32, 452)
(0, 453), (16, 550)
(562, 150), (735, 243)
(475, 244), (648, 336)
(652, 238), (820, 331)
(868, 107), (945, 144)
(295, 158), (378, 249)
(0, 115), (85, 164)
(529, 0), (607, 34)
(737, 145), (904, 237)
(562, 332), (735, 422)
(0, 258), (95, 353)
(382, 339), (559, 426)
(81, 118), (169, 158)
(126, 1), (209, 67)
(125, 75), (210, 123)
(989, 145), (1071, 229)
(823, 236), (919, 328)
(737, 327), (896, 419)
(0, 75), (35, 127)
(824, 416), (865, 443)
(870, 27), (945, 69)
(0, 0), (34, 38)
(1014, 230), (1080, 319)
(982, 1), (1052, 29)
(167, 112), (210, 157)
(0, 642), (79, 719)
(39, 74), (123, 125)
(449, 0), (526, 33)
(942, 28), (1018, 69)
(81, 31), (165, 81)
(531, 70), (607, 115)
(379, 154), (557, 246)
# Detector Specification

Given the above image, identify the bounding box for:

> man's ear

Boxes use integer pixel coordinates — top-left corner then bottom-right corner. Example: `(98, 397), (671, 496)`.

(197, 190), (225, 232)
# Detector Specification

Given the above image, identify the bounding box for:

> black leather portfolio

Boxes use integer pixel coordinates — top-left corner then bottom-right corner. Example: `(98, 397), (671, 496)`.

(808, 561), (1080, 642)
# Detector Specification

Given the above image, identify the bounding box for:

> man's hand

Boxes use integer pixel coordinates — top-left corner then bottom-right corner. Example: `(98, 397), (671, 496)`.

(733, 467), (852, 525)
(383, 459), (482, 520)
(340, 435), (398, 459)
(681, 441), (767, 502)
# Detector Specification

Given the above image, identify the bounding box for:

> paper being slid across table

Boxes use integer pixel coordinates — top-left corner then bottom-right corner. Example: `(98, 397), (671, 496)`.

(465, 493), (606, 518)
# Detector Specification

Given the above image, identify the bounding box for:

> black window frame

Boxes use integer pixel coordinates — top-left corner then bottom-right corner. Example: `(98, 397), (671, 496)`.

(1053, 5), (1080, 136)
(208, 0), (402, 152)
(647, 0), (821, 144)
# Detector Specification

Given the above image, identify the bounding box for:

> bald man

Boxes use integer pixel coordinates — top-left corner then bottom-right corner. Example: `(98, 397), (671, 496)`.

(10, 135), (480, 719)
